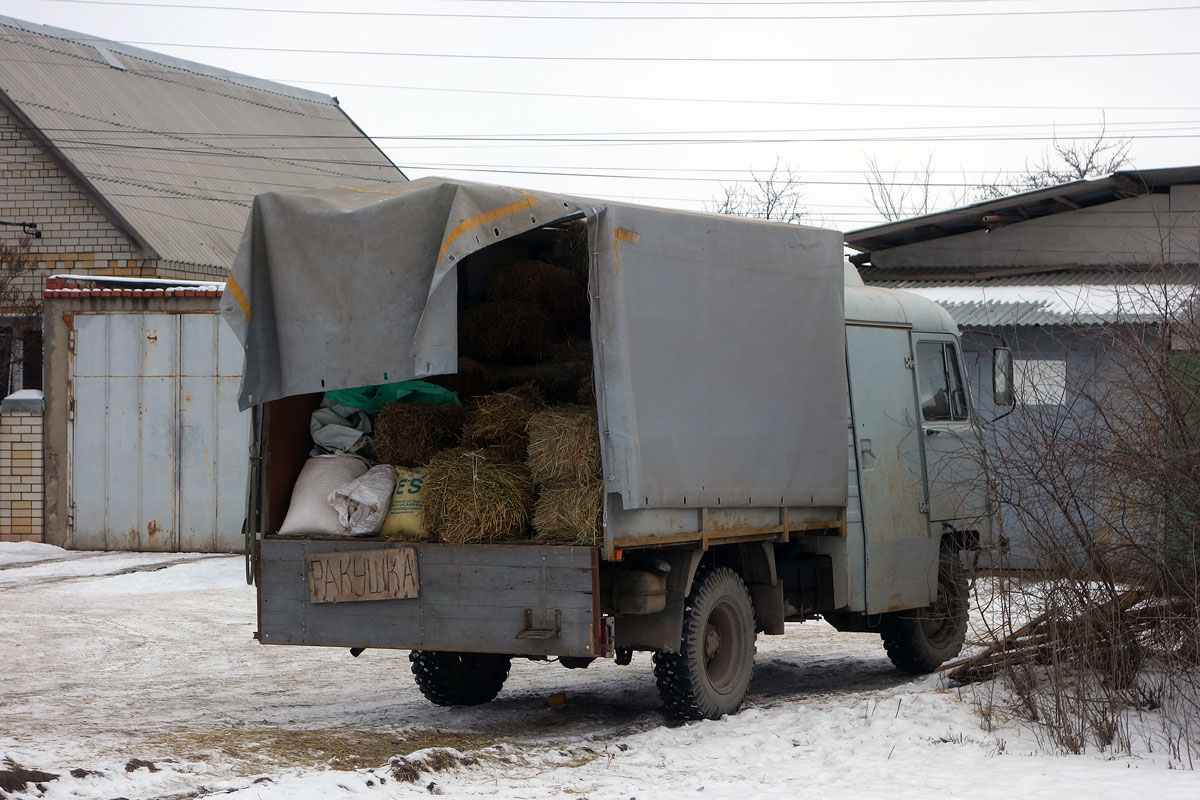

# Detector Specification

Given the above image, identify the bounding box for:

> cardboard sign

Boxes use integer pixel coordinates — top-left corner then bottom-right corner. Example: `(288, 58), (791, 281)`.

(306, 548), (419, 604)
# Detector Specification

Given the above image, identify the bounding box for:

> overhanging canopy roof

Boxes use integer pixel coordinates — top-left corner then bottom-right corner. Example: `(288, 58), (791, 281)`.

(846, 166), (1200, 257)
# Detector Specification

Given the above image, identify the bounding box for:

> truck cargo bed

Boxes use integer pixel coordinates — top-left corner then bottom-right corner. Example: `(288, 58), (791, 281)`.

(257, 539), (601, 658)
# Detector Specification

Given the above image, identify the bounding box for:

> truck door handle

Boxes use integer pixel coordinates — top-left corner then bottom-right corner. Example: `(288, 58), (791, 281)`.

(925, 428), (941, 436)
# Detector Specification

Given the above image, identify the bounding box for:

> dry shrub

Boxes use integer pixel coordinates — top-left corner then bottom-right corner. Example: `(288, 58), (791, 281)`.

(463, 385), (544, 460)
(486, 259), (587, 336)
(371, 402), (465, 467)
(389, 749), (478, 784)
(527, 405), (601, 485)
(423, 448), (534, 544)
(962, 280), (1200, 763)
(533, 481), (603, 545)
(460, 300), (555, 365)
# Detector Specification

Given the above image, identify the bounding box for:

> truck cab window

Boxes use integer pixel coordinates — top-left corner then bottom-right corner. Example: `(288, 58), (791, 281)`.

(915, 341), (969, 422)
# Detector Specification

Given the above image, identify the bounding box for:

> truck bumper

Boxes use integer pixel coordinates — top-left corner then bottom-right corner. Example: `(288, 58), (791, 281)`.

(257, 539), (601, 658)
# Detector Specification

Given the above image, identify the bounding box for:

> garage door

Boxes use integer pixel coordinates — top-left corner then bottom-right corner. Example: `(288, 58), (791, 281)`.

(69, 312), (250, 552)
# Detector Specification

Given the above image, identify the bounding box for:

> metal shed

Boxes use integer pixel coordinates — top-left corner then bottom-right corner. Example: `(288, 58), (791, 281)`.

(846, 168), (1200, 568)
(43, 275), (249, 552)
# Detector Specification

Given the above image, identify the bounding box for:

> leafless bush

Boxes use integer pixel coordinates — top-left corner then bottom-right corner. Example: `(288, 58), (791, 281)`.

(708, 157), (805, 224)
(967, 278), (1200, 764)
(0, 236), (39, 392)
(974, 120), (1132, 200)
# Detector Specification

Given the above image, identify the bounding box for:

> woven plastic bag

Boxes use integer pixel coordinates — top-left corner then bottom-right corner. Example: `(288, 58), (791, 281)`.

(278, 453), (368, 536)
(328, 464), (398, 536)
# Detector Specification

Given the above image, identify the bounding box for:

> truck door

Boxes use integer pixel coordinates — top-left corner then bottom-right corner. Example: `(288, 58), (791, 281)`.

(911, 336), (988, 525)
(847, 324), (932, 613)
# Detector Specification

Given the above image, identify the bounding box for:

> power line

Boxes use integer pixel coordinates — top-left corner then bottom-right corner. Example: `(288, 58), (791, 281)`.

(36, 0), (1200, 22)
(120, 40), (1200, 62)
(48, 131), (1200, 162)
(29, 118), (1200, 142)
(3, 51), (1194, 113)
(280, 77), (1200, 113)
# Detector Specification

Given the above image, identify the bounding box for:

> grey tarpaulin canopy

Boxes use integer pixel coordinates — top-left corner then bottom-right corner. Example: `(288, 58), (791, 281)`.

(222, 178), (847, 510)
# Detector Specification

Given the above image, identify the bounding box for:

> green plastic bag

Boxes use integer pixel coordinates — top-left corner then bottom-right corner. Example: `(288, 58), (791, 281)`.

(325, 380), (460, 413)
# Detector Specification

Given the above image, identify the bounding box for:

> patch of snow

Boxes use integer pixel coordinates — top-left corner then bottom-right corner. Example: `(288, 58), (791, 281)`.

(0, 540), (68, 565)
(0, 550), (214, 586)
(1, 554), (1196, 800)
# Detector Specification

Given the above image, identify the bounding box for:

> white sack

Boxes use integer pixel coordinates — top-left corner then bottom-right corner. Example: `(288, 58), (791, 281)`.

(328, 464), (397, 536)
(278, 453), (368, 536)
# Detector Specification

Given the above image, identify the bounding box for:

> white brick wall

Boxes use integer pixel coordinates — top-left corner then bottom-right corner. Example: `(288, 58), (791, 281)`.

(0, 409), (43, 542)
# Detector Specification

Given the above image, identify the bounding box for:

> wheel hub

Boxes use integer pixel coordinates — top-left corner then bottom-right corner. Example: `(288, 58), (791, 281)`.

(705, 626), (721, 660)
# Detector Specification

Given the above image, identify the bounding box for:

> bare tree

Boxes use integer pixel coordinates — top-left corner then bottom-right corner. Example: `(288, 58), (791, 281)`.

(864, 152), (939, 222)
(975, 119), (1133, 200)
(709, 158), (805, 224)
(863, 120), (1133, 220)
(0, 236), (39, 392)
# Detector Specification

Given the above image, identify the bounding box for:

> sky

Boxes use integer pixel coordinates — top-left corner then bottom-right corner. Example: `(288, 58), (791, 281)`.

(0, 0), (1197, 232)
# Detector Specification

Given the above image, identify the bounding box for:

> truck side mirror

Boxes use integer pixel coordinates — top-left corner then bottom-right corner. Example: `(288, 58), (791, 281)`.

(993, 347), (1014, 407)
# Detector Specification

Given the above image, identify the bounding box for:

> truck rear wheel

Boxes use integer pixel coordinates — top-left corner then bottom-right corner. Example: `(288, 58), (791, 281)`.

(409, 651), (512, 706)
(880, 541), (967, 674)
(652, 566), (756, 720)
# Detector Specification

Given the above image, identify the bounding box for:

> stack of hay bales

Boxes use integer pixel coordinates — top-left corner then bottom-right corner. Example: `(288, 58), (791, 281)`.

(527, 406), (603, 545)
(370, 239), (602, 547)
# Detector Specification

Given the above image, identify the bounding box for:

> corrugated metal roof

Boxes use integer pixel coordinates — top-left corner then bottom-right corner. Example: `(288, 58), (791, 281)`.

(845, 166), (1200, 256)
(872, 274), (1200, 326)
(0, 15), (406, 270)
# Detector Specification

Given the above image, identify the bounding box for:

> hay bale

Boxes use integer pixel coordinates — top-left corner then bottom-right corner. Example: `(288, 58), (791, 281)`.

(577, 368), (595, 404)
(371, 402), (465, 467)
(546, 337), (592, 363)
(423, 448), (534, 544)
(460, 300), (556, 365)
(548, 220), (590, 281)
(424, 358), (494, 401)
(532, 480), (603, 546)
(370, 404), (462, 465)
(463, 385), (544, 460)
(485, 260), (587, 335)
(489, 360), (591, 404)
(526, 406), (600, 485)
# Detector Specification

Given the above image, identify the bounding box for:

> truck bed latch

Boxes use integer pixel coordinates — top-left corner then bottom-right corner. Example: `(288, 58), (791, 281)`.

(516, 608), (561, 640)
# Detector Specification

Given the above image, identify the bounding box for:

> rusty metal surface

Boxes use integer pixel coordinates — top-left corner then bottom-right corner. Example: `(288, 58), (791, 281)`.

(68, 311), (249, 551)
(0, 15), (403, 270)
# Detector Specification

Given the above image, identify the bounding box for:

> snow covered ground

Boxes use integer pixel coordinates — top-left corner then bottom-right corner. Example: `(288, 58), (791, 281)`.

(2, 543), (1197, 799)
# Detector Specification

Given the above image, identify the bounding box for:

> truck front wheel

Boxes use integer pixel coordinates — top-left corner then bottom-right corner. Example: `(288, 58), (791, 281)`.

(880, 541), (968, 673)
(652, 566), (756, 720)
(409, 651), (512, 706)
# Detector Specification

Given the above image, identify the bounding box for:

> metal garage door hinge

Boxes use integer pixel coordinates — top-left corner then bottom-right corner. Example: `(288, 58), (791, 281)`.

(67, 504), (76, 531)
(904, 356), (915, 369)
(68, 330), (76, 353)
(918, 500), (929, 514)
(68, 397), (75, 421)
